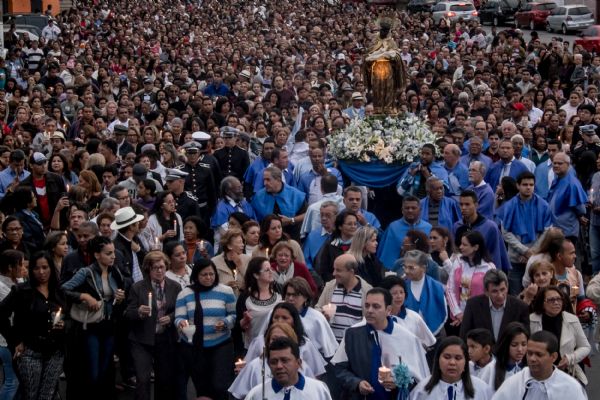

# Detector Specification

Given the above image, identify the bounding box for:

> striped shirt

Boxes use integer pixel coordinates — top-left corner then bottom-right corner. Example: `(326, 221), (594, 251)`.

(330, 280), (364, 341)
(174, 283), (236, 347)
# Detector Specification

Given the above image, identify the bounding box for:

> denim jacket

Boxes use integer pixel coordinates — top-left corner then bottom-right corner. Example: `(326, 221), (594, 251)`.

(61, 263), (126, 320)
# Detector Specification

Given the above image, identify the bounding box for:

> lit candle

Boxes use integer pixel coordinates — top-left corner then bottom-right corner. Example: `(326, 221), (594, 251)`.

(174, 220), (177, 232)
(378, 366), (391, 382)
(155, 237), (160, 249)
(233, 268), (238, 281)
(53, 307), (62, 326)
(322, 303), (337, 319)
(591, 189), (595, 203)
(65, 184), (70, 193)
(148, 292), (153, 314)
(265, 248), (269, 259)
(198, 240), (205, 251)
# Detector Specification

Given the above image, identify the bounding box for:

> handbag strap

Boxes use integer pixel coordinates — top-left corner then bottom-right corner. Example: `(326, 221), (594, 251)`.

(86, 267), (104, 299)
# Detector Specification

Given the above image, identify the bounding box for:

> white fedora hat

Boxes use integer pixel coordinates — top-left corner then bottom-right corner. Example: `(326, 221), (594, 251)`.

(110, 207), (144, 230)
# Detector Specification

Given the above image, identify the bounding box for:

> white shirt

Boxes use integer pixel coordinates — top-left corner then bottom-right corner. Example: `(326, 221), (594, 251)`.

(245, 374), (332, 400)
(491, 367), (587, 400)
(410, 376), (493, 400)
(469, 357), (496, 388)
(392, 308), (436, 348)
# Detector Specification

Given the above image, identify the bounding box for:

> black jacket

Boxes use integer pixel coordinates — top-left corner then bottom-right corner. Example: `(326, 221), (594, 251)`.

(460, 293), (530, 341)
(124, 277), (181, 346)
(113, 233), (147, 281)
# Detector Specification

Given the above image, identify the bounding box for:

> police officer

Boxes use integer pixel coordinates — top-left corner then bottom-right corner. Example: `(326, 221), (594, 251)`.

(213, 126), (250, 182)
(192, 130), (223, 186)
(164, 168), (203, 221)
(179, 139), (217, 222)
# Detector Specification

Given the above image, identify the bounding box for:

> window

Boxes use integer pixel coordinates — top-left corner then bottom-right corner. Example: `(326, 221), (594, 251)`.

(450, 4), (475, 11)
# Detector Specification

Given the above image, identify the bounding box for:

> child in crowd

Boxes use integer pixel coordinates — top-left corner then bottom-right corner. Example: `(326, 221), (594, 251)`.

(467, 328), (495, 387)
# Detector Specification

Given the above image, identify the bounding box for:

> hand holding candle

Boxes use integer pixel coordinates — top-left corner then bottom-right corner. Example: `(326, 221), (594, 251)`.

(378, 366), (391, 383)
(234, 358), (246, 374)
(322, 303), (337, 320)
(53, 307), (62, 326)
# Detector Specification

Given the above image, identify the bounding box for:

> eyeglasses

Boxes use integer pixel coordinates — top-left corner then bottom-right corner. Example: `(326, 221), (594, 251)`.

(151, 265), (165, 271)
(545, 297), (563, 304)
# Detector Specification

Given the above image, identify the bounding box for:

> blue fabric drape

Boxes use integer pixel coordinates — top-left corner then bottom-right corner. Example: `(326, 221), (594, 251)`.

(338, 160), (409, 188)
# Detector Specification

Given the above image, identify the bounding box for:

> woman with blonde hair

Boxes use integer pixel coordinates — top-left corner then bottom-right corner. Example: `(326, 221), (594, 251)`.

(519, 260), (557, 305)
(348, 226), (385, 286)
(78, 170), (104, 212)
(522, 227), (564, 287)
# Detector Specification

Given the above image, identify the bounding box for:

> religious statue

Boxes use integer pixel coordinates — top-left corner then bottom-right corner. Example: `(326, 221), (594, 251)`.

(363, 18), (408, 115)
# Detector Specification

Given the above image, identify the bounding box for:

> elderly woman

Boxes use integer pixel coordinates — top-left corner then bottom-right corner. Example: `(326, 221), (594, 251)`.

(270, 241), (317, 297)
(530, 286), (591, 385)
(402, 250), (448, 336)
(380, 275), (436, 348)
(348, 226), (385, 286)
(212, 228), (251, 296)
(125, 251), (182, 400)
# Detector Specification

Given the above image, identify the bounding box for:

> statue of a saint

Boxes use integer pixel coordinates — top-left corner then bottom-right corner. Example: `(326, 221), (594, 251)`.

(363, 19), (408, 115)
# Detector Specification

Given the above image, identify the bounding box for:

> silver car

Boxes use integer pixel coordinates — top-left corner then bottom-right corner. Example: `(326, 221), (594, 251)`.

(432, 2), (480, 25)
(546, 5), (594, 35)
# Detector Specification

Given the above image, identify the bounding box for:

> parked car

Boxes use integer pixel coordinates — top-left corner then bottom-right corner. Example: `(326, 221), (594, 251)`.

(2, 25), (41, 41)
(514, 2), (556, 30)
(431, 2), (479, 25)
(546, 5), (594, 35)
(478, 0), (520, 26)
(574, 25), (600, 53)
(2, 14), (50, 31)
(407, 0), (436, 14)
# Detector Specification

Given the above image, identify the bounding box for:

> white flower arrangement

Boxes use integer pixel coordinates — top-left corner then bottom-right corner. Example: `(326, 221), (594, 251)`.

(329, 115), (438, 165)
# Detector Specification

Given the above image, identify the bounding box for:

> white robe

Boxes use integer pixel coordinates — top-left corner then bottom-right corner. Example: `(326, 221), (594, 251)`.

(331, 320), (430, 383)
(245, 374), (332, 400)
(392, 309), (436, 348)
(410, 376), (493, 400)
(228, 356), (315, 399)
(245, 335), (327, 376)
(491, 367), (588, 400)
(255, 307), (339, 358)
(469, 357), (496, 388)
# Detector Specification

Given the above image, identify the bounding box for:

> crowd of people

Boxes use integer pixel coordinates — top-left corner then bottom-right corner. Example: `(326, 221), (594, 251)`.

(0, 0), (599, 399)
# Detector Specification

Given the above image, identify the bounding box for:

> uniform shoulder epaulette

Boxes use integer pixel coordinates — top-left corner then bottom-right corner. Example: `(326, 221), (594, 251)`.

(185, 191), (198, 201)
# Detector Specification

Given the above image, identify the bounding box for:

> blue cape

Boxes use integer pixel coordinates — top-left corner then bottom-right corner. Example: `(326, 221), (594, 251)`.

(251, 184), (306, 221)
(420, 196), (462, 232)
(467, 183), (495, 219)
(445, 162), (470, 196)
(377, 219), (432, 268)
(303, 229), (330, 270)
(485, 159), (529, 191)
(404, 276), (447, 335)
(454, 216), (510, 272)
(548, 174), (588, 216)
(211, 199), (257, 229)
(498, 194), (552, 244)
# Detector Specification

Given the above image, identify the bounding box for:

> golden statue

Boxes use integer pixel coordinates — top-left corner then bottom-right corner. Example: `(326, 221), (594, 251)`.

(363, 18), (408, 115)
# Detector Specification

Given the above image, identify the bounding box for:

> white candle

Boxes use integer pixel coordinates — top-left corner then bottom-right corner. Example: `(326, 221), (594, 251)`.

(174, 220), (177, 231)
(65, 184), (70, 193)
(378, 366), (391, 382)
(148, 292), (153, 314)
(323, 303), (337, 319)
(591, 189), (595, 203)
(53, 307), (62, 326)
(198, 240), (205, 251)
(233, 268), (238, 281)
(265, 248), (269, 259)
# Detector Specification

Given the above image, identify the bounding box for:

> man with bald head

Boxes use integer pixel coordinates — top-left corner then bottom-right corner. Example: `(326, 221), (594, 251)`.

(316, 253), (373, 342)
(485, 138), (529, 191)
(443, 143), (469, 197)
(548, 152), (588, 244)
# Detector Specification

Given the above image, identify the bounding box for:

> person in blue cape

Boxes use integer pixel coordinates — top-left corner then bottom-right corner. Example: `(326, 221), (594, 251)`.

(251, 166), (307, 240)
(243, 137), (276, 197)
(397, 144), (449, 199)
(498, 171), (552, 295)
(466, 160), (495, 219)
(534, 139), (563, 200)
(460, 136), (492, 171)
(378, 196), (432, 269)
(211, 176), (256, 233)
(401, 250), (448, 336)
(547, 152), (588, 243)
(453, 190), (510, 272)
(303, 201), (338, 270)
(420, 176), (461, 232)
(443, 144), (470, 197)
(485, 138), (529, 191)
